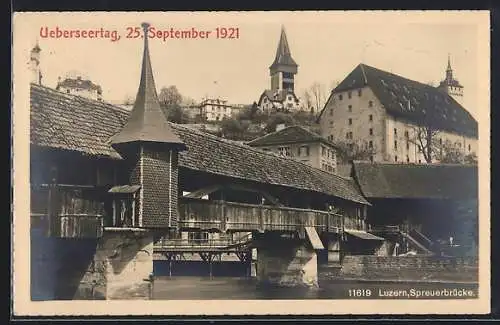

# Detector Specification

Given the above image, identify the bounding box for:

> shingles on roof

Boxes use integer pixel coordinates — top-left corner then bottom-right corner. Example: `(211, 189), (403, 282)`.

(352, 161), (478, 200)
(30, 84), (369, 205)
(326, 63), (477, 138)
(247, 125), (335, 147)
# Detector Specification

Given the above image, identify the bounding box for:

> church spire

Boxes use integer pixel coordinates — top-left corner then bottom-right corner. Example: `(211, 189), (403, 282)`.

(110, 22), (186, 151)
(270, 25), (297, 70)
(446, 53), (454, 81)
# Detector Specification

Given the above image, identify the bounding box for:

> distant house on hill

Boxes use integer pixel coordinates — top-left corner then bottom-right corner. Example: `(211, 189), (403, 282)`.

(247, 125), (337, 174)
(56, 75), (103, 101)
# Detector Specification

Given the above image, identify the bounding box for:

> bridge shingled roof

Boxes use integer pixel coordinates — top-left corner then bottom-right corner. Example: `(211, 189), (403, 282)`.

(351, 160), (478, 200)
(30, 84), (369, 205)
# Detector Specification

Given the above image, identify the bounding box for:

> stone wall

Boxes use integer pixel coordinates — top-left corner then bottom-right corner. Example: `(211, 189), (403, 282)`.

(257, 240), (318, 287)
(100, 229), (154, 299)
(338, 255), (478, 282)
(31, 222), (154, 300)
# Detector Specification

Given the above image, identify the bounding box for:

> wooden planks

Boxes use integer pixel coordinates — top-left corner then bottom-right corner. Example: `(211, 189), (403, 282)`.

(178, 198), (345, 233)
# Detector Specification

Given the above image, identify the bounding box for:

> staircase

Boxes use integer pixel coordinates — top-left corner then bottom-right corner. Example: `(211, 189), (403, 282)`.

(400, 230), (434, 255)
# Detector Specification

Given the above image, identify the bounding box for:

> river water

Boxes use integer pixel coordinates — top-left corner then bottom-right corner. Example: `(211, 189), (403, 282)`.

(152, 276), (479, 300)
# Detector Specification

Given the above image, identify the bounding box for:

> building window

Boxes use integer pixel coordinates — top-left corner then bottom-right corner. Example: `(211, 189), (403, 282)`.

(406, 141), (410, 150)
(339, 94), (343, 100)
(299, 145), (310, 157)
(406, 155), (410, 163)
(404, 130), (409, 138)
(368, 101), (373, 107)
(370, 155), (374, 162)
(369, 114), (373, 122)
(322, 147), (326, 156)
(439, 138), (443, 145)
(369, 140), (373, 148)
(348, 118), (352, 125)
(394, 128), (397, 136)
(369, 128), (373, 136)
(329, 121), (334, 126)
(418, 159), (422, 163)
(348, 105), (352, 112)
(395, 155), (398, 162)
(278, 146), (291, 157)
(346, 132), (349, 139)
(358, 89), (362, 97)
(330, 108), (333, 116)
(468, 144), (471, 152)
(394, 140), (398, 150)
(348, 91), (352, 99)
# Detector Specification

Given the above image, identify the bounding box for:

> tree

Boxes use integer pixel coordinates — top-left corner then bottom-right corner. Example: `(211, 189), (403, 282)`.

(310, 82), (327, 112)
(237, 102), (263, 122)
(335, 140), (377, 164)
(264, 112), (296, 133)
(300, 89), (313, 111)
(158, 85), (182, 107)
(410, 124), (441, 163)
(158, 85), (190, 124)
(436, 140), (478, 165)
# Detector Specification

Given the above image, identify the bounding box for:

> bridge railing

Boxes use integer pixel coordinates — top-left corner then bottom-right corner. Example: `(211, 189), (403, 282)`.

(30, 183), (105, 238)
(178, 198), (346, 233)
(154, 232), (253, 250)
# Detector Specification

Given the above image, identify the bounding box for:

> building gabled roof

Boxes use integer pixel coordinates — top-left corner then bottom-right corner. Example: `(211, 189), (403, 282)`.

(321, 63), (477, 138)
(351, 161), (478, 200)
(247, 125), (335, 148)
(258, 89), (299, 104)
(30, 83), (369, 205)
(269, 26), (298, 70)
(110, 23), (185, 150)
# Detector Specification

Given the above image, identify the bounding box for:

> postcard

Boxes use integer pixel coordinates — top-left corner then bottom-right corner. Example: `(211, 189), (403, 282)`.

(12, 10), (490, 316)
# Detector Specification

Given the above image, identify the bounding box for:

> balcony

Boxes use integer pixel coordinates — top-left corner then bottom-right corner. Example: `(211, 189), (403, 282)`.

(178, 198), (347, 233)
(30, 184), (105, 239)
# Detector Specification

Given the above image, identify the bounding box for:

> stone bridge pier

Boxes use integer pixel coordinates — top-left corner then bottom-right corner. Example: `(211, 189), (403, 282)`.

(253, 229), (324, 288)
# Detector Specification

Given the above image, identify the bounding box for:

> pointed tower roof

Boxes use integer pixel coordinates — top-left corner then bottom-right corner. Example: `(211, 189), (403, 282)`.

(110, 22), (186, 151)
(32, 41), (41, 53)
(269, 25), (298, 70)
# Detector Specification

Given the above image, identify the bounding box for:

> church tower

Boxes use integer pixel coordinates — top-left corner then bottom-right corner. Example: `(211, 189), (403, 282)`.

(438, 55), (464, 106)
(110, 22), (187, 229)
(29, 42), (43, 85)
(269, 26), (298, 93)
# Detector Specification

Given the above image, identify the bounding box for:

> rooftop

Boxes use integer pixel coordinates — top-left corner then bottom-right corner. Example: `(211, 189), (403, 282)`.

(247, 125), (335, 148)
(30, 83), (369, 205)
(351, 161), (478, 200)
(321, 63), (477, 138)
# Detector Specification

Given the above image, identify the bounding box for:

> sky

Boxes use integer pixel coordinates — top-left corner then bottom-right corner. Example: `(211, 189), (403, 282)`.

(16, 11), (489, 119)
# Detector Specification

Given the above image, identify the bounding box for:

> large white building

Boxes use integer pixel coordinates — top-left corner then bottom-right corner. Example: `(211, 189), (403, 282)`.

(317, 62), (478, 164)
(199, 98), (233, 121)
